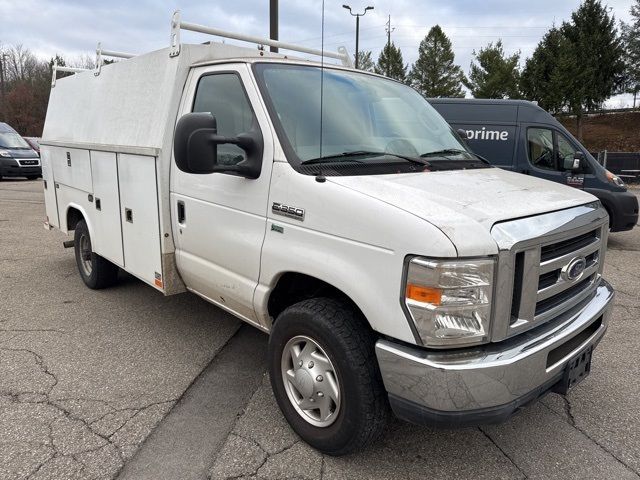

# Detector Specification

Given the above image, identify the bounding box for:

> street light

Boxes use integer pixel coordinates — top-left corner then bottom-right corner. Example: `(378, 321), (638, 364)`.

(342, 4), (374, 69)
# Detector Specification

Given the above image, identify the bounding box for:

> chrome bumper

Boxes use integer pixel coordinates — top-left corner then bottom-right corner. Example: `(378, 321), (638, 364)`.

(376, 279), (614, 425)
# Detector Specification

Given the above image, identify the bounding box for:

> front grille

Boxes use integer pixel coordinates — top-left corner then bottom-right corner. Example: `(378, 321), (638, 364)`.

(508, 225), (605, 330)
(540, 230), (597, 262)
(18, 159), (39, 166)
(537, 270), (559, 290)
(535, 274), (595, 316)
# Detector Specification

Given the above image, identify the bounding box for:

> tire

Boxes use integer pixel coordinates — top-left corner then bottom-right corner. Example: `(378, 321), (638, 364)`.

(268, 297), (389, 455)
(74, 219), (119, 289)
(26, 175), (39, 180)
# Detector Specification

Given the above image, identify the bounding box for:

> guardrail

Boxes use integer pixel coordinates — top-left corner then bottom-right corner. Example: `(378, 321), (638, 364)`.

(558, 107), (639, 117)
(593, 151), (640, 182)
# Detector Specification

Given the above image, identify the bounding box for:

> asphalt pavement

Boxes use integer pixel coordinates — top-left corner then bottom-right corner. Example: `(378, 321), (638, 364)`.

(1, 179), (639, 480)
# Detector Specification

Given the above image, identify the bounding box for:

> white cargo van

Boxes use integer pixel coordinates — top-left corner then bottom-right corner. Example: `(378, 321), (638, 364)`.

(41, 12), (614, 455)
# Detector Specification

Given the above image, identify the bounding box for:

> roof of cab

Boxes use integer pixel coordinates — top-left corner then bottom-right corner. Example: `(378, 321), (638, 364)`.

(428, 98), (557, 125)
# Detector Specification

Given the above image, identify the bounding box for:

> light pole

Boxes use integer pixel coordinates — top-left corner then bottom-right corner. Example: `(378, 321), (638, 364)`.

(342, 5), (374, 69)
(270, 0), (278, 53)
(0, 53), (7, 120)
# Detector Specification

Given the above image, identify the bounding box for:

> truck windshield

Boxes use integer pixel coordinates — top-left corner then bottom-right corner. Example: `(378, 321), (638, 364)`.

(253, 63), (480, 174)
(0, 132), (30, 149)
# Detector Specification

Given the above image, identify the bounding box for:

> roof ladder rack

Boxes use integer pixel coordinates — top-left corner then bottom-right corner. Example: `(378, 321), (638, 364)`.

(95, 43), (137, 76)
(51, 61), (91, 87)
(169, 10), (352, 67)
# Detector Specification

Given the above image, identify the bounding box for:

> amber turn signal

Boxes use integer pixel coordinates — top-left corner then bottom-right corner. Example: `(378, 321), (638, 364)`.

(406, 284), (442, 305)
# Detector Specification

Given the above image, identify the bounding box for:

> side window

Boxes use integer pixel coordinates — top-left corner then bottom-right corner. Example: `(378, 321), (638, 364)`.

(557, 134), (578, 170)
(527, 128), (555, 171)
(192, 73), (257, 166)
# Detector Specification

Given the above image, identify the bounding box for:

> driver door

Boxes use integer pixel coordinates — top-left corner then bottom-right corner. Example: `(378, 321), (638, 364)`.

(522, 126), (585, 189)
(171, 64), (274, 326)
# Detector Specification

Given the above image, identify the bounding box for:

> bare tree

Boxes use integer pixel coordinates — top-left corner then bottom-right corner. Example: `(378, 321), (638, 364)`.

(4, 44), (41, 82)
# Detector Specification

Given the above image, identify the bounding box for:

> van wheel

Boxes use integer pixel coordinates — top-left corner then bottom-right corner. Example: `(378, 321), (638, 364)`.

(268, 297), (389, 455)
(26, 176), (39, 180)
(74, 219), (119, 289)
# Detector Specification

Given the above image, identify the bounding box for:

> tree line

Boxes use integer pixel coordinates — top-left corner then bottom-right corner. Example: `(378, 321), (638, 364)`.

(0, 46), (96, 137)
(0, 0), (638, 139)
(356, 0), (640, 140)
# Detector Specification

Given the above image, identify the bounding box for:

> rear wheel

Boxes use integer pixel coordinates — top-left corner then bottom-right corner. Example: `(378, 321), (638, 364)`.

(268, 297), (389, 455)
(74, 219), (119, 289)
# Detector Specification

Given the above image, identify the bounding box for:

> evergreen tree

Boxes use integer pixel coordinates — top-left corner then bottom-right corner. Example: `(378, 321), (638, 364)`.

(560, 0), (625, 139)
(409, 25), (465, 97)
(375, 42), (408, 83)
(520, 28), (566, 113)
(465, 40), (520, 98)
(622, 0), (640, 108)
(354, 51), (375, 72)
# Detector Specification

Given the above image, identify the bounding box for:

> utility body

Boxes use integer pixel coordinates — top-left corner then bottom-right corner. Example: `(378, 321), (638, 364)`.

(41, 13), (615, 455)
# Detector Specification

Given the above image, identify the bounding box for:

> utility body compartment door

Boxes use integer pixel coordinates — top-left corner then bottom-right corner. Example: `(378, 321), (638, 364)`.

(40, 147), (59, 229)
(118, 154), (162, 288)
(49, 146), (93, 192)
(90, 151), (124, 267)
(171, 63), (274, 326)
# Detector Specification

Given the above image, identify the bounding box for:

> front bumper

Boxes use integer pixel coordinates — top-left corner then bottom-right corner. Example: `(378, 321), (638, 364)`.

(0, 158), (42, 177)
(587, 188), (639, 232)
(375, 278), (614, 426)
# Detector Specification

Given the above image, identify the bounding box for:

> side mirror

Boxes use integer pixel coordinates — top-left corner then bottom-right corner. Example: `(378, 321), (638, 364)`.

(563, 151), (586, 172)
(456, 128), (469, 140)
(174, 112), (263, 179)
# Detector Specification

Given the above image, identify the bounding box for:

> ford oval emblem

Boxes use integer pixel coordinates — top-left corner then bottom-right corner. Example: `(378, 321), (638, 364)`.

(562, 256), (587, 282)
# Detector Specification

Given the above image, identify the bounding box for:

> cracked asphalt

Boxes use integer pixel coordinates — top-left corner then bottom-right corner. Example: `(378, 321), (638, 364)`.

(1, 179), (639, 480)
(0, 180), (242, 479)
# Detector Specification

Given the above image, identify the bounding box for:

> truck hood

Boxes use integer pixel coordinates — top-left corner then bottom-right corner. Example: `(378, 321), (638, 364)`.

(1, 147), (39, 159)
(328, 167), (596, 256)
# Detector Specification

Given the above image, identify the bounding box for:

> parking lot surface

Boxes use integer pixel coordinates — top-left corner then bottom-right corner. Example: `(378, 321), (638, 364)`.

(1, 179), (639, 480)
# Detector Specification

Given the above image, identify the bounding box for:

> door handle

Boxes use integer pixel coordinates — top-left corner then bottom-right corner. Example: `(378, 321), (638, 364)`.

(177, 201), (186, 224)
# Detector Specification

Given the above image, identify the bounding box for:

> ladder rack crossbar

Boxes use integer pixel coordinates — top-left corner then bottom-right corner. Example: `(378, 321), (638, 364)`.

(51, 63), (90, 87)
(169, 11), (351, 66)
(57, 66), (90, 73)
(180, 21), (347, 62)
(100, 49), (136, 59)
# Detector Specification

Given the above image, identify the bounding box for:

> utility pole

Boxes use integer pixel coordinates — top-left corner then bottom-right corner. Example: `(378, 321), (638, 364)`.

(270, 0), (278, 53)
(0, 53), (6, 121)
(385, 15), (394, 76)
(343, 5), (374, 69)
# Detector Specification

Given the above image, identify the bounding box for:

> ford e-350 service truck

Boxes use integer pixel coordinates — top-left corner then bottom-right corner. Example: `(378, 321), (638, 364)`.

(41, 13), (614, 455)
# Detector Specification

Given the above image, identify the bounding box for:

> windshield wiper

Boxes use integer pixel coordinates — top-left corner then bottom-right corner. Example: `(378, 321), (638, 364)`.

(301, 150), (431, 167)
(420, 148), (469, 158)
(421, 148), (491, 165)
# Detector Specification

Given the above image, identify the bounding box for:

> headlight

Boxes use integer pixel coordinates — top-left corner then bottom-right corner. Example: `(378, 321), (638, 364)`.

(404, 257), (494, 347)
(0, 150), (12, 158)
(606, 170), (625, 187)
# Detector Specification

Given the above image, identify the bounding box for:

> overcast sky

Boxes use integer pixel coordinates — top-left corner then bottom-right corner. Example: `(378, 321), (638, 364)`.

(0, 0), (636, 105)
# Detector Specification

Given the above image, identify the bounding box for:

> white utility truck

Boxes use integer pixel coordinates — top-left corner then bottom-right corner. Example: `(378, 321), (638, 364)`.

(41, 12), (614, 455)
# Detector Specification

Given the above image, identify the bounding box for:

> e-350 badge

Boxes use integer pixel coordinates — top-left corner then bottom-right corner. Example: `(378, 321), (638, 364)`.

(272, 202), (305, 221)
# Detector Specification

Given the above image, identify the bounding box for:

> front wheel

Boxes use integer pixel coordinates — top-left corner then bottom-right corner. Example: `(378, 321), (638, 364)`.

(74, 219), (119, 289)
(268, 298), (389, 455)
